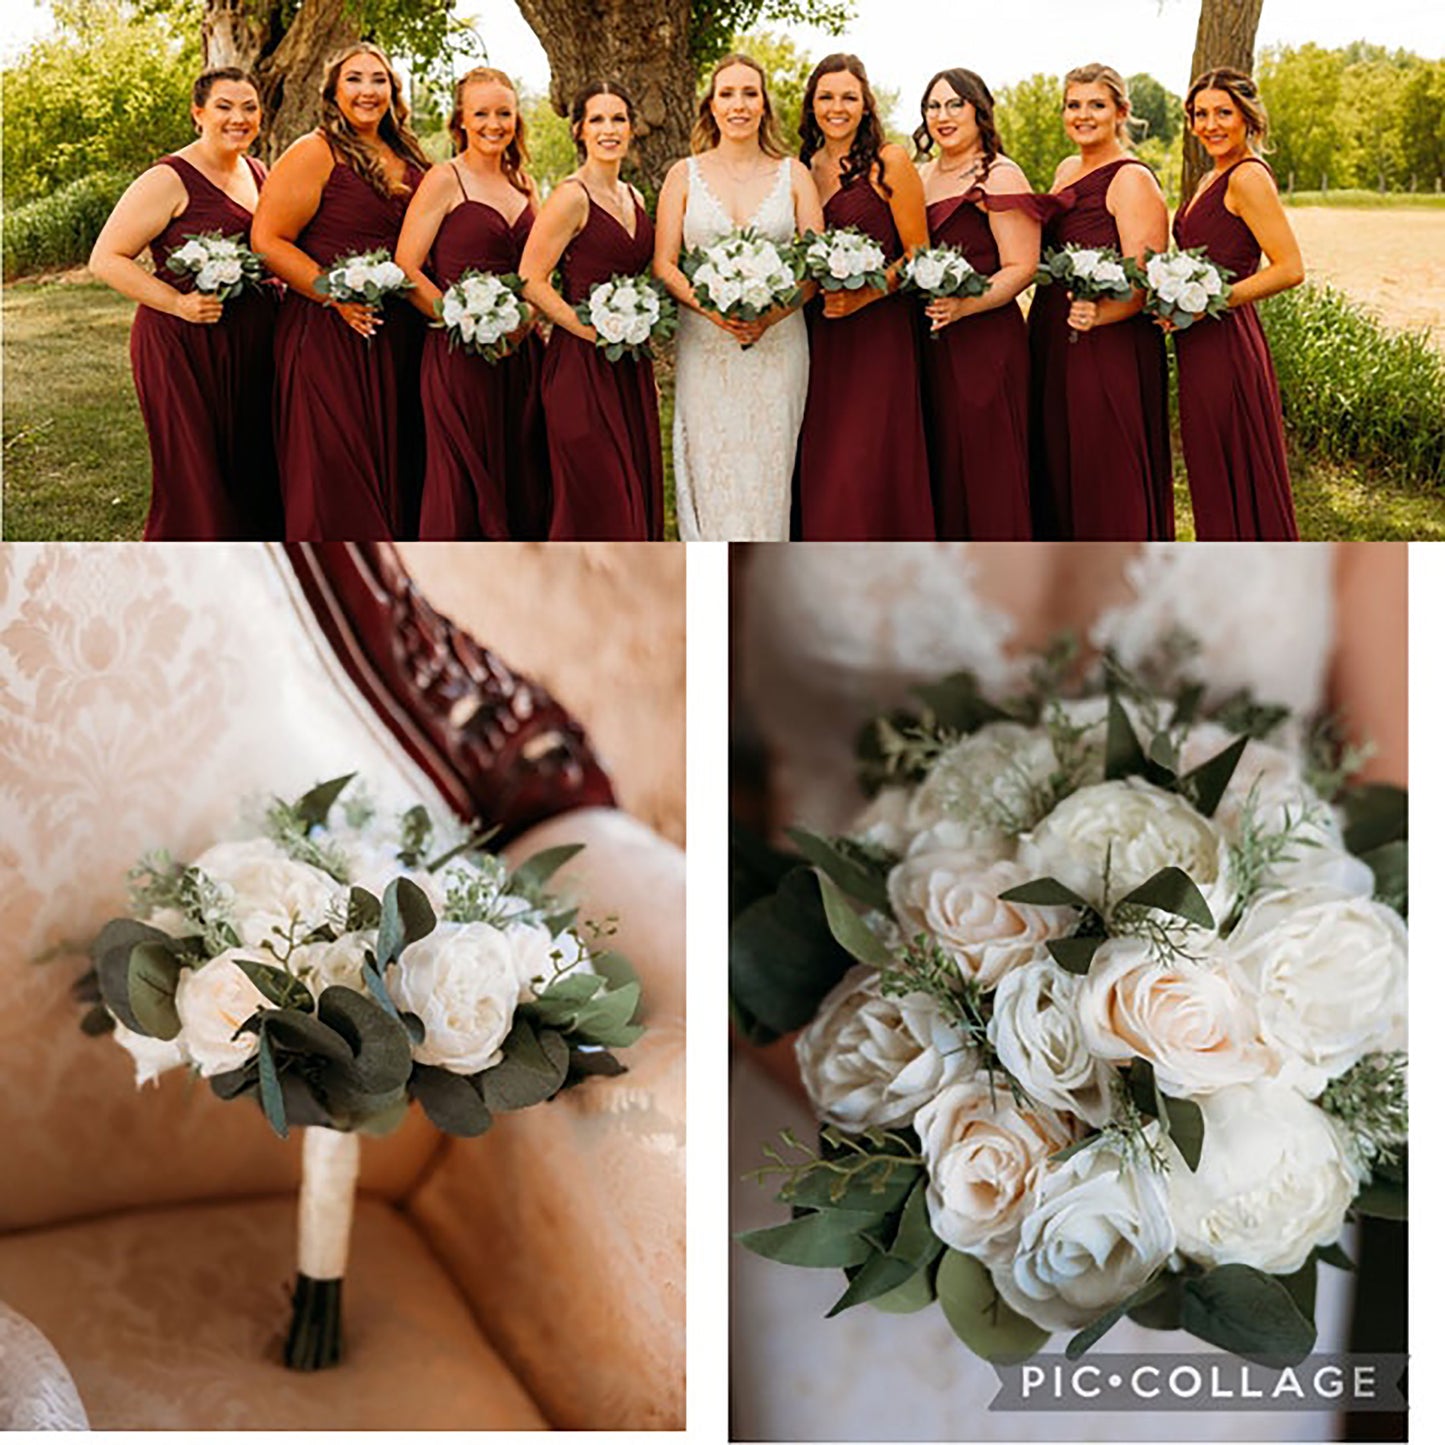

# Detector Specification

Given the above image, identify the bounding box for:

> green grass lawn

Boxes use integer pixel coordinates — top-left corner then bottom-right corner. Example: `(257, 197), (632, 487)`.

(1283, 190), (1445, 209)
(5, 274), (1444, 541)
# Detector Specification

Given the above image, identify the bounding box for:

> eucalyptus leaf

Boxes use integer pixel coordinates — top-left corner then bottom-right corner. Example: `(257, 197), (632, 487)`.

(508, 843), (584, 895)
(869, 1263), (938, 1315)
(261, 1008), (355, 1066)
(737, 1210), (880, 1269)
(1340, 782), (1407, 855)
(1360, 840), (1407, 916)
(1067, 1276), (1166, 1358)
(1047, 936), (1105, 974)
(376, 877), (437, 968)
(279, 1072), (332, 1128)
(1128, 1272), (1184, 1330)
(1162, 1093), (1205, 1171)
(482, 1021), (570, 1111)
(80, 1004), (115, 1036)
(936, 1249), (1049, 1364)
(361, 957), (401, 1020)
(786, 828), (893, 913)
(1315, 1241), (1355, 1271)
(731, 820), (803, 919)
(316, 986), (415, 1093)
(95, 920), (176, 1031)
(128, 942), (183, 1040)
(1352, 1175), (1406, 1220)
(998, 878), (1090, 909)
(233, 958), (314, 1013)
(1180, 1264), (1316, 1365)
(565, 1045), (626, 1082)
(568, 980), (644, 1048)
(345, 887), (382, 932)
(1105, 692), (1148, 780)
(910, 672), (1011, 733)
(826, 1251), (922, 1317)
(292, 774), (356, 831)
(410, 1064), (494, 1137)
(591, 950), (641, 996)
(817, 873), (893, 968)
(1279, 1255), (1318, 1322)
(1117, 867), (1215, 931)
(889, 1178), (943, 1268)
(257, 1029), (288, 1138)
(781, 1159), (919, 1215)
(1182, 734), (1249, 818)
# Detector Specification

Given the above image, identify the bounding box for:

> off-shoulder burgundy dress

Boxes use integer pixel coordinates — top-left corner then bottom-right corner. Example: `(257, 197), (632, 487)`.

(1026, 157), (1172, 540)
(130, 155), (280, 539)
(417, 171), (549, 541)
(922, 189), (1031, 539)
(1173, 157), (1298, 540)
(541, 182), (664, 540)
(795, 182), (934, 540)
(272, 157), (426, 540)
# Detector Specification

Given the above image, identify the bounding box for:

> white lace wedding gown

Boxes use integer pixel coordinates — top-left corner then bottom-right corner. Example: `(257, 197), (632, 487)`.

(732, 542), (1354, 1442)
(673, 158), (807, 541)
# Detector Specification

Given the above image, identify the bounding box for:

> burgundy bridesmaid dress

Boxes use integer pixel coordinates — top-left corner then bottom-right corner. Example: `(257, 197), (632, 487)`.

(1024, 157), (1172, 540)
(1173, 158), (1298, 540)
(417, 174), (549, 541)
(796, 182), (934, 540)
(922, 190), (1031, 539)
(130, 155), (280, 539)
(541, 183), (664, 540)
(272, 158), (426, 540)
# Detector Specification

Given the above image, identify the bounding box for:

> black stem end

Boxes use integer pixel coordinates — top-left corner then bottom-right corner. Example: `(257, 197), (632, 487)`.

(283, 1273), (344, 1371)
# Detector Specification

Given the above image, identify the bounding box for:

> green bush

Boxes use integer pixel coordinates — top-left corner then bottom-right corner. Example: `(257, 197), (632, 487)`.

(1261, 283), (1445, 486)
(3, 171), (132, 279)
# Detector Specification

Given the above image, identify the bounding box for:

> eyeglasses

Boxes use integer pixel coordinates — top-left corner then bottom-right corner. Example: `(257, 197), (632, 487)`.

(924, 98), (970, 116)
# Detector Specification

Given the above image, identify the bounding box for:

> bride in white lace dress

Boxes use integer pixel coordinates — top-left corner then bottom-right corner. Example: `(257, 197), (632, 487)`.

(731, 542), (1406, 1442)
(654, 54), (823, 540)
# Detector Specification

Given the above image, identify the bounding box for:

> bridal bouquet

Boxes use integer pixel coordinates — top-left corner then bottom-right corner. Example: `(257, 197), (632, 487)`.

(436, 269), (529, 362)
(733, 660), (1406, 1367)
(576, 272), (677, 361)
(681, 229), (803, 323)
(313, 249), (411, 306)
(79, 774), (644, 1370)
(1126, 246), (1234, 330)
(1035, 243), (1133, 301)
(166, 231), (267, 301)
(900, 245), (991, 339)
(797, 227), (889, 293)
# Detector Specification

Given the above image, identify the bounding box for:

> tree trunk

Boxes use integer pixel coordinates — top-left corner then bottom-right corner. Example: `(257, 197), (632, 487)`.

(1181, 0), (1265, 200)
(514, 0), (697, 196)
(201, 0), (359, 161)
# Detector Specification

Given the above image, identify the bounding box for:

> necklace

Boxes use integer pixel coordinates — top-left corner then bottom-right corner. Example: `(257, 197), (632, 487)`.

(938, 152), (984, 178)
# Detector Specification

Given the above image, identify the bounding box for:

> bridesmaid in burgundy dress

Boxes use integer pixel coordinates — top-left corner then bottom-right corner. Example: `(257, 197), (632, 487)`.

(397, 66), (549, 540)
(252, 43), (430, 540)
(913, 68), (1038, 539)
(89, 68), (279, 539)
(1026, 64), (1172, 541)
(1172, 68), (1303, 540)
(519, 83), (664, 540)
(796, 54), (933, 540)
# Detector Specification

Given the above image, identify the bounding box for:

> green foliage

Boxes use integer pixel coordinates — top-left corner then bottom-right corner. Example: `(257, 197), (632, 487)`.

(1260, 283), (1445, 487)
(3, 172), (131, 279)
(693, 0), (852, 71)
(995, 72), (1071, 192)
(520, 88), (580, 194)
(731, 28), (816, 155)
(2, 1), (199, 209)
(1127, 73), (1180, 147)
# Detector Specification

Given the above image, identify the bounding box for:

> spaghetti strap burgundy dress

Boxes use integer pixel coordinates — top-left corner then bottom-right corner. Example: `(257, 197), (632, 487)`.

(1023, 157), (1172, 540)
(922, 189), (1031, 539)
(1173, 157), (1298, 540)
(796, 182), (934, 540)
(130, 154), (280, 539)
(417, 177), (549, 541)
(272, 157), (426, 541)
(541, 184), (664, 540)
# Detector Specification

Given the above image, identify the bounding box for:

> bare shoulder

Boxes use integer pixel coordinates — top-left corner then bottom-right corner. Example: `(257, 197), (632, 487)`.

(540, 174), (589, 219)
(411, 161), (457, 199)
(983, 157), (1032, 195)
(271, 130), (335, 180)
(878, 141), (915, 176)
(661, 157), (692, 193)
(1111, 160), (1164, 200)
(1228, 158), (1280, 204)
(1051, 154), (1083, 190)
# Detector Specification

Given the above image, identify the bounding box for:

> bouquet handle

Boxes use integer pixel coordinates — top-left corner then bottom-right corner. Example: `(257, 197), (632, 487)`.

(284, 1127), (359, 1370)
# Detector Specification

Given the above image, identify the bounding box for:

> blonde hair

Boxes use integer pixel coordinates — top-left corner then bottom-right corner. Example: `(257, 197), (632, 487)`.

(319, 44), (430, 199)
(691, 53), (785, 158)
(1063, 63), (1144, 146)
(1185, 67), (1271, 152)
(448, 67), (533, 195)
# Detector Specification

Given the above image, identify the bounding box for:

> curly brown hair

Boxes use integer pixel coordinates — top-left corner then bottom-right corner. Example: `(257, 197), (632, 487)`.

(447, 66), (533, 196)
(691, 53), (785, 159)
(318, 44), (430, 200)
(799, 54), (891, 198)
(911, 68), (1006, 182)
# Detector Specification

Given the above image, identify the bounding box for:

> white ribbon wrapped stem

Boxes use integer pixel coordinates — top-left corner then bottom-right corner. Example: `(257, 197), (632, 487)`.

(298, 1127), (360, 1280)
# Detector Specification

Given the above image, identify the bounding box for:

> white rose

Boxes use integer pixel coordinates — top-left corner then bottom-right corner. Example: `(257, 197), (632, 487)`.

(741, 277), (772, 310)
(508, 921), (593, 1001)
(994, 1134), (1175, 1331)
(195, 262), (222, 292)
(1226, 887), (1406, 1096)
(917, 1073), (1073, 1260)
(827, 248), (854, 280)
(1069, 248), (1101, 279)
(692, 263), (720, 292)
(1201, 265), (1224, 296)
(796, 965), (976, 1130)
(1019, 779), (1235, 929)
(213, 257), (243, 285)
(173, 240), (208, 267)
(1145, 255), (1170, 288)
(112, 1021), (189, 1086)
(624, 315), (652, 346)
(988, 960), (1116, 1126)
(848, 787), (914, 854)
(292, 930), (372, 995)
(1094, 260), (1127, 289)
(342, 263), (370, 293)
(888, 852), (1073, 989)
(192, 838), (344, 949)
(1168, 1081), (1361, 1274)
(713, 277), (743, 310)
(376, 261), (406, 289)
(386, 921), (521, 1073)
(911, 255), (947, 291)
(1168, 253), (1197, 279)
(1178, 280), (1209, 313)
(595, 310), (628, 344)
(1156, 273), (1185, 303)
(174, 951), (268, 1076)
(1075, 936), (1274, 1095)
(442, 295), (465, 327)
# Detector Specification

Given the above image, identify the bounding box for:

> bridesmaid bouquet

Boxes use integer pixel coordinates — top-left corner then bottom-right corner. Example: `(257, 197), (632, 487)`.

(797, 227), (889, 293)
(166, 231), (267, 301)
(1036, 244), (1132, 343)
(733, 658), (1405, 1369)
(900, 245), (991, 341)
(1127, 247), (1234, 330)
(436, 269), (529, 363)
(79, 773), (644, 1370)
(576, 272), (677, 361)
(682, 229), (803, 323)
(314, 248), (412, 306)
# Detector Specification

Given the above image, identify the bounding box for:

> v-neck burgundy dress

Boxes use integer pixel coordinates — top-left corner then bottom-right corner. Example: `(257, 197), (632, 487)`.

(1173, 157), (1298, 540)
(1023, 157), (1172, 541)
(922, 188), (1031, 540)
(541, 183), (664, 540)
(130, 154), (281, 539)
(795, 181), (934, 540)
(417, 179), (549, 541)
(272, 156), (426, 541)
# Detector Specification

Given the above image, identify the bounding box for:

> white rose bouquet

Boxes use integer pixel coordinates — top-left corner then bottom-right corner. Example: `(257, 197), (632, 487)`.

(796, 226), (889, 294)
(575, 272), (677, 361)
(900, 244), (990, 339)
(733, 657), (1405, 1367)
(313, 248), (412, 308)
(682, 227), (803, 325)
(1126, 246), (1234, 330)
(436, 269), (529, 362)
(165, 230), (267, 301)
(79, 774), (644, 1371)
(1036, 243), (1134, 344)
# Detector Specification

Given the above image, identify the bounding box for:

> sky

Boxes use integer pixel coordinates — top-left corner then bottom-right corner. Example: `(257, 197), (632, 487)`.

(6, 0), (1442, 105)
